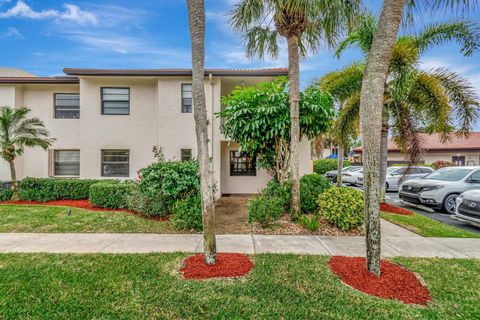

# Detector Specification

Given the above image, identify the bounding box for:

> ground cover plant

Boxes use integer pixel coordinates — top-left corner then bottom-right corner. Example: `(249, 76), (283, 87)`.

(0, 254), (478, 319)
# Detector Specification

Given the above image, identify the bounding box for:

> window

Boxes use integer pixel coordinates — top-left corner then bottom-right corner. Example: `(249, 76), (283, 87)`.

(230, 150), (256, 176)
(54, 150), (80, 176)
(54, 93), (79, 118)
(101, 150), (129, 177)
(468, 170), (480, 183)
(101, 88), (130, 115)
(181, 149), (192, 161)
(181, 84), (192, 113)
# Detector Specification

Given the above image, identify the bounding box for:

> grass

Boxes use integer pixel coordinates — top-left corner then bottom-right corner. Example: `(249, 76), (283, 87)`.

(381, 211), (480, 238)
(0, 253), (478, 319)
(0, 204), (178, 233)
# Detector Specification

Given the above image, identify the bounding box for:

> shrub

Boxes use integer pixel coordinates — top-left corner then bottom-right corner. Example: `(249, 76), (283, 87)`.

(172, 192), (203, 230)
(318, 186), (364, 231)
(432, 160), (454, 170)
(314, 158), (351, 175)
(126, 188), (168, 217)
(0, 189), (13, 201)
(248, 194), (284, 227)
(300, 174), (332, 213)
(20, 177), (106, 202)
(298, 213), (320, 232)
(138, 160), (200, 212)
(89, 181), (135, 209)
(263, 179), (292, 211)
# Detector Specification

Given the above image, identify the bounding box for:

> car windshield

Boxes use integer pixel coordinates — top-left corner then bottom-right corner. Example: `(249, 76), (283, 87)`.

(387, 167), (399, 173)
(349, 167), (362, 172)
(423, 168), (472, 181)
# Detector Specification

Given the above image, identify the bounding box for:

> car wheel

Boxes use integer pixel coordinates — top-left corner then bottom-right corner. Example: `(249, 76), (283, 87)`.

(443, 194), (458, 214)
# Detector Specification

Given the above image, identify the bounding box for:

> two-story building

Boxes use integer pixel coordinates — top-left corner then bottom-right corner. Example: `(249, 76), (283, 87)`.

(0, 67), (313, 196)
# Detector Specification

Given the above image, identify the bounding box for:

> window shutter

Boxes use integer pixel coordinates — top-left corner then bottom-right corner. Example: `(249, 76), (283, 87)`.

(48, 149), (54, 177)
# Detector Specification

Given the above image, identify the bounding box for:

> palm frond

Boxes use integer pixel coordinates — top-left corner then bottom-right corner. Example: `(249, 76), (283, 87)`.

(316, 63), (364, 103)
(244, 26), (280, 59)
(229, 0), (266, 33)
(334, 13), (376, 58)
(334, 93), (360, 146)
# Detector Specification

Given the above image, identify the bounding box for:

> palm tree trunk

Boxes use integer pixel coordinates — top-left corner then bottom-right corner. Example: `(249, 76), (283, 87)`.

(359, 0), (406, 276)
(312, 135), (324, 160)
(379, 106), (389, 201)
(8, 159), (19, 201)
(186, 0), (216, 265)
(287, 34), (301, 217)
(336, 145), (344, 187)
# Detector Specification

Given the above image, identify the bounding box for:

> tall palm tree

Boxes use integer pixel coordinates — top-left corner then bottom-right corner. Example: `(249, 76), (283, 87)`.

(230, 0), (360, 216)
(0, 106), (54, 200)
(186, 0), (217, 264)
(356, 0), (477, 276)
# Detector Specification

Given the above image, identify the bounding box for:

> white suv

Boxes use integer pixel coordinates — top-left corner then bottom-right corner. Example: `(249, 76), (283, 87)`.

(399, 166), (480, 214)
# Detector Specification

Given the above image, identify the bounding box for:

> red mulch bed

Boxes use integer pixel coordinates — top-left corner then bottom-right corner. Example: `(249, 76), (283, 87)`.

(380, 202), (414, 215)
(180, 253), (254, 279)
(0, 199), (169, 221)
(329, 256), (431, 305)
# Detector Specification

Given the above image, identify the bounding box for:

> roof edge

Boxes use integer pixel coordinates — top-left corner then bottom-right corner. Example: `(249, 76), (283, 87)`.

(63, 68), (288, 77)
(0, 77), (79, 84)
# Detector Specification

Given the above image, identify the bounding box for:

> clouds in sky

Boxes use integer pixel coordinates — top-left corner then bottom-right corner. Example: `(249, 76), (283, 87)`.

(0, 26), (21, 38)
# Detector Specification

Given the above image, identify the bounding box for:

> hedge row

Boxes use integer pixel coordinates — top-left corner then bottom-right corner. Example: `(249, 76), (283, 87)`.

(89, 182), (134, 209)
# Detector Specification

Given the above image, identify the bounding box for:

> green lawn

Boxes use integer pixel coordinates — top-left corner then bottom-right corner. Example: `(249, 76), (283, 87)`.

(0, 204), (178, 233)
(381, 211), (480, 238)
(0, 254), (478, 319)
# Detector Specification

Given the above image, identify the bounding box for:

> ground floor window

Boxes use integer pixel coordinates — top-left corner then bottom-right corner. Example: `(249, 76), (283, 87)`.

(54, 150), (80, 176)
(230, 150), (256, 176)
(181, 149), (192, 161)
(101, 150), (129, 177)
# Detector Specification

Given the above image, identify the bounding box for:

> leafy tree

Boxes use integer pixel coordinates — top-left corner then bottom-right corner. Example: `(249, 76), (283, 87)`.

(0, 106), (54, 200)
(186, 0), (216, 264)
(219, 77), (334, 184)
(230, 0), (360, 215)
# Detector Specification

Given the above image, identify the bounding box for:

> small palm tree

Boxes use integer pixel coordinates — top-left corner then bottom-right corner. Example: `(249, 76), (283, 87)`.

(230, 0), (360, 216)
(0, 107), (55, 200)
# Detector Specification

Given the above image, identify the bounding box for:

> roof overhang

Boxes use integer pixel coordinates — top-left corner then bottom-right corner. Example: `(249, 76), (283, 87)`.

(0, 77), (79, 84)
(63, 68), (288, 77)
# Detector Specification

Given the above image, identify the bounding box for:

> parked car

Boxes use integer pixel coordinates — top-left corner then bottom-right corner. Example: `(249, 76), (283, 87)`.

(356, 166), (433, 189)
(325, 166), (361, 183)
(342, 168), (363, 186)
(399, 166), (480, 214)
(455, 190), (480, 227)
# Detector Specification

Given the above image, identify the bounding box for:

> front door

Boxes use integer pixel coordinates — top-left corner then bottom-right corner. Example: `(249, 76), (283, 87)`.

(452, 156), (466, 166)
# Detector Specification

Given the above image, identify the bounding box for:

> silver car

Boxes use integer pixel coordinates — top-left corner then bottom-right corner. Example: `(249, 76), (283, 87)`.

(455, 190), (480, 227)
(385, 166), (434, 191)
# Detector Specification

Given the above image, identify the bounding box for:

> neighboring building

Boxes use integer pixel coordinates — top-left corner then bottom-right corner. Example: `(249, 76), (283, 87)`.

(353, 133), (480, 166)
(0, 67), (313, 195)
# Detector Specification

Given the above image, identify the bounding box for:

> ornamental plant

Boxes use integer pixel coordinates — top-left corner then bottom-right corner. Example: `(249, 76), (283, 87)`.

(300, 174), (332, 213)
(318, 187), (364, 231)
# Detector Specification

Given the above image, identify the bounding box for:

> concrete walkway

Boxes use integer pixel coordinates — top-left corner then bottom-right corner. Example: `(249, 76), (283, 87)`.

(1, 221), (479, 258)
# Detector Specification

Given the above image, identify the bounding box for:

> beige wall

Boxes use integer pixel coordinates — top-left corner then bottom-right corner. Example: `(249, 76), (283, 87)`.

(387, 152), (480, 165)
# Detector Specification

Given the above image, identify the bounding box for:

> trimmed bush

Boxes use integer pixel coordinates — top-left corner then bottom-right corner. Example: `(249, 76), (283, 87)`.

(20, 177), (106, 202)
(0, 189), (13, 201)
(126, 188), (168, 217)
(172, 192), (203, 230)
(300, 174), (332, 213)
(314, 159), (351, 175)
(89, 181), (135, 209)
(248, 194), (284, 227)
(318, 186), (364, 231)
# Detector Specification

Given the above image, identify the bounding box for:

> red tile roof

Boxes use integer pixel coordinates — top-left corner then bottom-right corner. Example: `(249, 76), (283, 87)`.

(354, 132), (480, 153)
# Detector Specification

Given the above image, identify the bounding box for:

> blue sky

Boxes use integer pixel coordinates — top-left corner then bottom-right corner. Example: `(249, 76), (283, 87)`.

(0, 0), (479, 95)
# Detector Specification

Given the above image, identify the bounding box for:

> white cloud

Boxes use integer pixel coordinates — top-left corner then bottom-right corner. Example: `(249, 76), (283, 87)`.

(1, 26), (22, 38)
(0, 1), (97, 25)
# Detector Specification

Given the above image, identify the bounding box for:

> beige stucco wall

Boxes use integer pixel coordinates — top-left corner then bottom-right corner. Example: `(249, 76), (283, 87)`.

(387, 152), (480, 165)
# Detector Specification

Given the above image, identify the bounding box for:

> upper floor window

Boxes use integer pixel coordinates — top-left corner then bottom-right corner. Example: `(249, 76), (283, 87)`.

(101, 88), (130, 115)
(54, 93), (79, 119)
(101, 149), (129, 177)
(54, 150), (80, 176)
(230, 150), (256, 176)
(181, 149), (192, 161)
(181, 84), (192, 113)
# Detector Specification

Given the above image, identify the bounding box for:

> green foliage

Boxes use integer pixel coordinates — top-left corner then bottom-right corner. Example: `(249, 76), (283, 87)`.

(219, 77), (334, 174)
(0, 189), (13, 201)
(172, 192), (203, 231)
(298, 213), (320, 232)
(313, 159), (351, 175)
(248, 194), (284, 228)
(263, 179), (292, 211)
(318, 187), (364, 231)
(300, 174), (332, 213)
(126, 188), (168, 217)
(89, 182), (135, 209)
(138, 160), (200, 213)
(432, 160), (454, 170)
(20, 177), (106, 202)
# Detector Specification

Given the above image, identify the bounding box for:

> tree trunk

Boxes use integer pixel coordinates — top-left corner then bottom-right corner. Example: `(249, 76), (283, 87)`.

(379, 106), (389, 201)
(359, 0), (406, 276)
(186, 0), (216, 265)
(8, 159), (19, 201)
(312, 135), (324, 160)
(287, 34), (301, 217)
(336, 145), (344, 187)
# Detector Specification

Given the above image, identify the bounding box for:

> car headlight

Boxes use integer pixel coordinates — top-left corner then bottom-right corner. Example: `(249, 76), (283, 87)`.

(421, 185), (444, 192)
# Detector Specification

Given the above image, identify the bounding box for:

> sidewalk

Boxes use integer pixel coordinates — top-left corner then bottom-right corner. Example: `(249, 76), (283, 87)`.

(0, 221), (479, 258)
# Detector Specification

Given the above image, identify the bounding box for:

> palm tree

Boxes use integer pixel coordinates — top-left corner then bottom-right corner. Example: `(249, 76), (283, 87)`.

(230, 0), (360, 216)
(0, 106), (54, 200)
(186, 0), (217, 264)
(355, 0), (477, 275)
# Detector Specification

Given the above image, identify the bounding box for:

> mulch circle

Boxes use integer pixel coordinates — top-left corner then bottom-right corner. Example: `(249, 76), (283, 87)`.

(329, 256), (431, 305)
(380, 202), (414, 215)
(180, 253), (254, 280)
